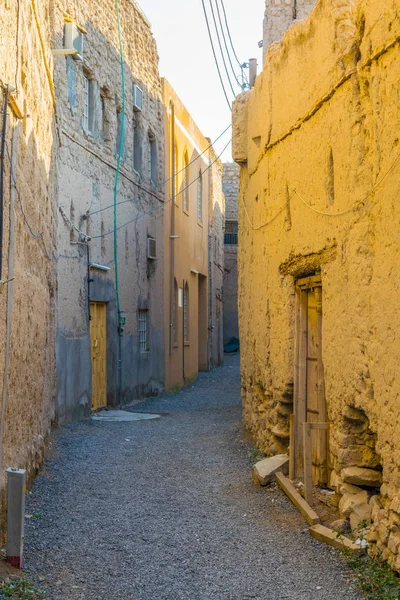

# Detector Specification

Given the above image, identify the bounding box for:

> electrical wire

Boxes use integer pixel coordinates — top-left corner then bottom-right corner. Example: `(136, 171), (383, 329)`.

(87, 122), (231, 218)
(220, 0), (248, 85)
(200, 0), (232, 110)
(208, 0), (236, 96)
(215, 0), (244, 91)
(90, 137), (231, 239)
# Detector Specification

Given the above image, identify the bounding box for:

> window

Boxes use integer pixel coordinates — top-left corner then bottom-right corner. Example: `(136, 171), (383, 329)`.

(173, 144), (179, 200)
(133, 124), (142, 173)
(83, 75), (90, 131)
(183, 283), (189, 342)
(183, 151), (189, 212)
(148, 133), (157, 185)
(138, 309), (149, 352)
(66, 56), (77, 114)
(224, 221), (238, 245)
(173, 279), (178, 344)
(116, 109), (127, 160)
(197, 170), (202, 223)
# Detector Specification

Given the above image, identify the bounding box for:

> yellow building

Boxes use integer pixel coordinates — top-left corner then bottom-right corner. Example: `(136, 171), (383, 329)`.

(233, 0), (400, 569)
(163, 79), (224, 390)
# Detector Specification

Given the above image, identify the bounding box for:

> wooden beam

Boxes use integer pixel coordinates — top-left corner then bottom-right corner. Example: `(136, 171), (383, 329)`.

(310, 524), (366, 556)
(275, 472), (320, 526)
(308, 422), (330, 431)
(289, 414), (295, 481)
(303, 422), (313, 505)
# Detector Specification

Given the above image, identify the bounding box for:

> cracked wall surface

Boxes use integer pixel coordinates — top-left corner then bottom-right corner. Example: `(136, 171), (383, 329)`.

(234, 0), (400, 569)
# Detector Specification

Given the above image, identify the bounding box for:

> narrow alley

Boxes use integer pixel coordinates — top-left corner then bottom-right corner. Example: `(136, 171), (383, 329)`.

(24, 355), (360, 600)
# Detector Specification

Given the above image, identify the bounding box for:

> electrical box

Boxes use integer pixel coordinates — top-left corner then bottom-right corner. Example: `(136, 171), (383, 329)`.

(133, 84), (143, 112)
(64, 22), (84, 60)
(147, 236), (156, 260)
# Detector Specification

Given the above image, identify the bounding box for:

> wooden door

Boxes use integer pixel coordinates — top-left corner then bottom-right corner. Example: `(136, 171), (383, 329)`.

(293, 275), (328, 484)
(90, 302), (107, 411)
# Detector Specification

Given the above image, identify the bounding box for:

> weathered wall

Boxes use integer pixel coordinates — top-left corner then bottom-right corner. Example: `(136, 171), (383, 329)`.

(52, 0), (165, 420)
(162, 79), (214, 389)
(208, 148), (224, 369)
(222, 163), (239, 344)
(263, 0), (316, 62)
(0, 0), (57, 511)
(234, 0), (400, 569)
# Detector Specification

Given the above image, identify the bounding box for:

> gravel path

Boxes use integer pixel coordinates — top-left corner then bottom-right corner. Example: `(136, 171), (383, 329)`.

(24, 354), (361, 600)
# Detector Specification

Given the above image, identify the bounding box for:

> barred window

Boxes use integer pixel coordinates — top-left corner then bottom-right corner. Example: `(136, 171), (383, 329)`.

(83, 75), (90, 131)
(224, 221), (238, 245)
(138, 309), (149, 353)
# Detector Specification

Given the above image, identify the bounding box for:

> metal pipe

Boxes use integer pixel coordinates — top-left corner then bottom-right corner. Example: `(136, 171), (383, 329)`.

(182, 278), (185, 382)
(169, 100), (176, 356)
(0, 86), (9, 282)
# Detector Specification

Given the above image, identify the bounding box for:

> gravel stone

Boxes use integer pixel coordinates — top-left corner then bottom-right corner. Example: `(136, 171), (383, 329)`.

(24, 354), (361, 599)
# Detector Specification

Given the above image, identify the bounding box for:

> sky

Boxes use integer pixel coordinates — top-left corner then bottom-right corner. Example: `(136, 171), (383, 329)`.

(138, 0), (264, 161)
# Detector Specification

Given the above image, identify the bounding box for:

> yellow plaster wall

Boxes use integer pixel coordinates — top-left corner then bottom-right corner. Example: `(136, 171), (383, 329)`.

(234, 0), (400, 568)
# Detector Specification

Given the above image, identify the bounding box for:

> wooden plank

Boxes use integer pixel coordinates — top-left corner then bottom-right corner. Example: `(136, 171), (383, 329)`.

(303, 422), (313, 505)
(310, 524), (366, 556)
(315, 285), (328, 484)
(289, 414), (295, 481)
(309, 422), (330, 431)
(275, 472), (320, 526)
(294, 289), (308, 478)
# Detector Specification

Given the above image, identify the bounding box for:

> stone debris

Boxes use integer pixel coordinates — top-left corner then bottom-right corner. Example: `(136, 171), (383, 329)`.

(252, 454), (289, 486)
(342, 467), (382, 488)
(330, 519), (351, 536)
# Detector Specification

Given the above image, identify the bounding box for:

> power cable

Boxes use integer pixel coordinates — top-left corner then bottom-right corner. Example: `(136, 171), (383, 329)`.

(208, 0), (236, 96)
(214, 0), (244, 91)
(219, 0), (249, 86)
(91, 137), (231, 239)
(86, 122), (231, 218)
(200, 0), (232, 111)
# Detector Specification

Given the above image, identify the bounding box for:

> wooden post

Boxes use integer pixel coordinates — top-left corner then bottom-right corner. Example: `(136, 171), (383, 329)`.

(315, 286), (328, 484)
(6, 468), (26, 568)
(295, 290), (308, 478)
(303, 422), (313, 505)
(289, 413), (295, 481)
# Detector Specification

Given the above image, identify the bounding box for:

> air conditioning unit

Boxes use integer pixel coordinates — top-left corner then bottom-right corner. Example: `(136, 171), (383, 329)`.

(133, 84), (143, 112)
(63, 22), (83, 60)
(147, 236), (156, 260)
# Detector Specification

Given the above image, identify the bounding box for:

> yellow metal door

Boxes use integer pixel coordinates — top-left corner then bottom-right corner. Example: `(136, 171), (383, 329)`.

(90, 302), (107, 411)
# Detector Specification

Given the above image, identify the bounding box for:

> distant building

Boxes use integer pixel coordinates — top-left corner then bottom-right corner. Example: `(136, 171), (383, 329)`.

(263, 0), (316, 62)
(53, 0), (165, 421)
(222, 163), (239, 345)
(162, 79), (224, 390)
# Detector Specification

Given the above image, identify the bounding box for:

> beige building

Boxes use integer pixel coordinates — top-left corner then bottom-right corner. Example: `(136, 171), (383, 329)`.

(53, 0), (165, 421)
(0, 2), (57, 502)
(222, 163), (240, 345)
(234, 0), (400, 569)
(163, 80), (224, 390)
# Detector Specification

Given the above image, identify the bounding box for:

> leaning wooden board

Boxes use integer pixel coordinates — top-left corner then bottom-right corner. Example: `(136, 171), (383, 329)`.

(310, 524), (366, 556)
(275, 472), (320, 526)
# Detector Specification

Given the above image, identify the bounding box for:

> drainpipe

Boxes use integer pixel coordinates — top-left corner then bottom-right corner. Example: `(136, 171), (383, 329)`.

(182, 278), (185, 382)
(169, 100), (176, 356)
(208, 148), (213, 370)
(0, 86), (9, 282)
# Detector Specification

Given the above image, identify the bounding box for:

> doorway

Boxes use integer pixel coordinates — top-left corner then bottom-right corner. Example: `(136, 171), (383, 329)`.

(293, 275), (328, 484)
(90, 302), (107, 411)
(198, 275), (208, 371)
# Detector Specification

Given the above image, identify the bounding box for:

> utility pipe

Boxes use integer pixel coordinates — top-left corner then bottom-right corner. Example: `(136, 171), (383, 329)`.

(0, 86), (9, 282)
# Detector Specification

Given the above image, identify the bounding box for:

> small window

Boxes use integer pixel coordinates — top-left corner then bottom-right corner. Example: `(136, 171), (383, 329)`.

(224, 221), (238, 245)
(183, 283), (189, 342)
(197, 170), (202, 223)
(183, 151), (189, 212)
(149, 133), (157, 185)
(138, 309), (149, 353)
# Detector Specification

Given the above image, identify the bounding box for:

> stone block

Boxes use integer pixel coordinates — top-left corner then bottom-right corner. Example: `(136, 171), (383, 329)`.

(339, 482), (364, 496)
(349, 503), (371, 531)
(339, 491), (369, 517)
(330, 519), (351, 535)
(232, 92), (250, 165)
(342, 467), (382, 488)
(387, 532), (400, 555)
(252, 454), (289, 486)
